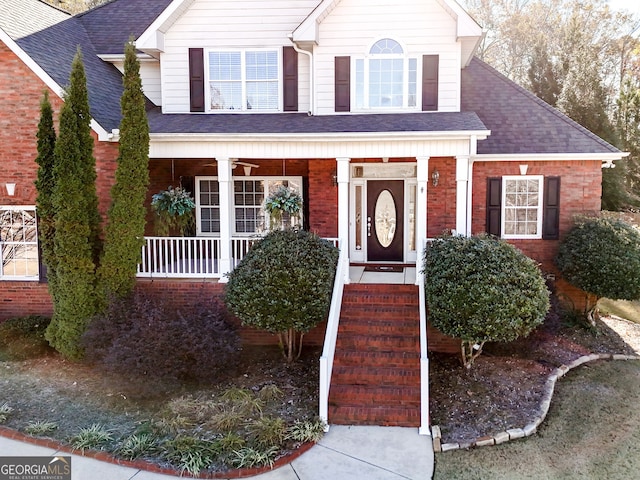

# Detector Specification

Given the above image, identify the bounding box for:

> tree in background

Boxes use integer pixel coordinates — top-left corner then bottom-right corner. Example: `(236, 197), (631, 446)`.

(461, 0), (639, 210)
(423, 235), (550, 368)
(45, 49), (101, 360)
(556, 216), (640, 324)
(34, 91), (57, 298)
(98, 40), (149, 301)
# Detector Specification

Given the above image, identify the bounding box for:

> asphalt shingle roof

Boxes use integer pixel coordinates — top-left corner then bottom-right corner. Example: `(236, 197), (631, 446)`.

(461, 57), (620, 155)
(146, 109), (488, 135)
(77, 0), (174, 55)
(0, 0), (622, 155)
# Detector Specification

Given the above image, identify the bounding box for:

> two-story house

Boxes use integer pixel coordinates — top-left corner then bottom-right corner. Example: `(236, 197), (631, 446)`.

(0, 0), (624, 431)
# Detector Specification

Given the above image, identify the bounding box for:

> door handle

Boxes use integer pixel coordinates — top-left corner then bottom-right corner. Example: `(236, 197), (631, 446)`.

(367, 216), (372, 237)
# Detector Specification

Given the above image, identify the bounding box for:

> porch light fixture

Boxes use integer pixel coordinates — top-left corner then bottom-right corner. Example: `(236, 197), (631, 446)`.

(332, 170), (338, 186)
(431, 169), (439, 187)
(5, 183), (15, 196)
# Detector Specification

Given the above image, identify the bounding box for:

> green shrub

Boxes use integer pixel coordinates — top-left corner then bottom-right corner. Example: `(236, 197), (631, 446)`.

(162, 436), (216, 475)
(286, 418), (326, 443)
(230, 446), (278, 469)
(556, 216), (640, 321)
(70, 424), (113, 451)
(246, 416), (286, 449)
(24, 421), (58, 436)
(423, 235), (550, 368)
(116, 433), (158, 460)
(0, 315), (53, 360)
(0, 403), (13, 423)
(82, 293), (239, 383)
(225, 229), (339, 362)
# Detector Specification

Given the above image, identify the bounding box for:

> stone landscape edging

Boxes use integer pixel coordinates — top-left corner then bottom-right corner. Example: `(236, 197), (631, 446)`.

(0, 425), (315, 478)
(431, 353), (640, 453)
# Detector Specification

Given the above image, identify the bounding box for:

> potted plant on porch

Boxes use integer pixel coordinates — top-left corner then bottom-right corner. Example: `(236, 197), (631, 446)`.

(151, 186), (196, 236)
(264, 185), (302, 231)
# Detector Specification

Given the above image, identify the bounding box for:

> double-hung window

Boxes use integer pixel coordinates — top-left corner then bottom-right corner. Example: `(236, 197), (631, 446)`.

(0, 206), (39, 280)
(355, 38), (418, 110)
(501, 176), (544, 239)
(195, 177), (303, 235)
(208, 49), (280, 111)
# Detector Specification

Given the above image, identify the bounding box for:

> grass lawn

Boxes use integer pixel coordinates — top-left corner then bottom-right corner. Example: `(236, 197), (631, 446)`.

(599, 298), (640, 324)
(433, 359), (640, 479)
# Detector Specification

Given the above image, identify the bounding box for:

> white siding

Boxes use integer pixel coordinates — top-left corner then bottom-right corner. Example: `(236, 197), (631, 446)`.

(160, 0), (318, 113)
(110, 60), (163, 106)
(314, 0), (462, 115)
(140, 61), (162, 106)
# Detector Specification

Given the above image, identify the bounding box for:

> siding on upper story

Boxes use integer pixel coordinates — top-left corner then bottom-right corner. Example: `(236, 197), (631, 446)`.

(157, 0), (463, 115)
(313, 0), (461, 115)
(159, 0), (318, 113)
(113, 59), (163, 106)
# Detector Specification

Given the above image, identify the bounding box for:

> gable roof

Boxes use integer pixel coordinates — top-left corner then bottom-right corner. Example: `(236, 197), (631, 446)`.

(461, 58), (620, 156)
(77, 0), (174, 55)
(0, 0), (171, 133)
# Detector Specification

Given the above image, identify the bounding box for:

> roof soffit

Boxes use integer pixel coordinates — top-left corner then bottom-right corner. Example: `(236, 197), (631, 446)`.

(135, 0), (196, 52)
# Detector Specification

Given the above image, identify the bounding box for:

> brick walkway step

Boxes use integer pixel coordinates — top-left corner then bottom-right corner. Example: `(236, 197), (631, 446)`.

(328, 404), (420, 427)
(329, 283), (421, 427)
(331, 365), (420, 386)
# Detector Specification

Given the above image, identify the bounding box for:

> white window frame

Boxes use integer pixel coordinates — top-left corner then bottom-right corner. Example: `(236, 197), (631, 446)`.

(205, 48), (282, 113)
(501, 175), (544, 239)
(353, 38), (419, 112)
(0, 205), (39, 281)
(195, 176), (303, 236)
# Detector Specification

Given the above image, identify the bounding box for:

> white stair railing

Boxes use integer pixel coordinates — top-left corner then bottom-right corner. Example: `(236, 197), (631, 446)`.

(418, 238), (432, 435)
(318, 240), (348, 429)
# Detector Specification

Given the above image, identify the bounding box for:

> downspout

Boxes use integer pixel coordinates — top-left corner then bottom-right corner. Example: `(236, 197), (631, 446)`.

(288, 34), (314, 115)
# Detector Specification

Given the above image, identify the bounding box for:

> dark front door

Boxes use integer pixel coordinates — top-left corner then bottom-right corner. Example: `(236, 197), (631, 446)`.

(367, 180), (404, 262)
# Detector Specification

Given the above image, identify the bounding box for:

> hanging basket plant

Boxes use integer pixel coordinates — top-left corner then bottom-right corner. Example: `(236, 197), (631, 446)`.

(264, 185), (302, 230)
(151, 186), (196, 236)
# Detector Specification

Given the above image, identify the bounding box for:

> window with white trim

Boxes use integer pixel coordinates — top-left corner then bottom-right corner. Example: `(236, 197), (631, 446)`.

(207, 49), (280, 111)
(502, 176), (544, 239)
(355, 38), (418, 110)
(0, 206), (39, 280)
(195, 177), (303, 235)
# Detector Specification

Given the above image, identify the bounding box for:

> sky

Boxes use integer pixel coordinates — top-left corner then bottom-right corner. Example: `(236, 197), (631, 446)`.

(609, 0), (640, 18)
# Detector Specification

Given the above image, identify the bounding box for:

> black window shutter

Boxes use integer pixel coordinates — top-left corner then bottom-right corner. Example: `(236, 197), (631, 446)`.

(422, 55), (439, 111)
(486, 177), (502, 237)
(335, 56), (350, 112)
(543, 176), (561, 240)
(189, 48), (205, 112)
(283, 46), (298, 112)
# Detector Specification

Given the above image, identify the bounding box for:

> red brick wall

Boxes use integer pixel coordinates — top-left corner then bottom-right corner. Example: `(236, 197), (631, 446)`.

(471, 160), (602, 272)
(308, 159), (338, 237)
(135, 279), (326, 346)
(0, 282), (53, 319)
(426, 157), (457, 237)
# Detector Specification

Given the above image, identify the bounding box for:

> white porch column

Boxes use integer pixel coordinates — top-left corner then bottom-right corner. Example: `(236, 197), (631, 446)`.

(336, 157), (350, 283)
(416, 156), (429, 282)
(456, 156), (471, 237)
(217, 157), (234, 281)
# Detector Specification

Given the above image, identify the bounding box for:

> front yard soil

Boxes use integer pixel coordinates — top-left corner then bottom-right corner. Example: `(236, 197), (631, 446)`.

(0, 345), (319, 471)
(430, 296), (640, 444)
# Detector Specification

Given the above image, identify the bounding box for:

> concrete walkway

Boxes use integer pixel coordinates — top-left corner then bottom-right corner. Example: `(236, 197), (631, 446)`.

(0, 426), (434, 480)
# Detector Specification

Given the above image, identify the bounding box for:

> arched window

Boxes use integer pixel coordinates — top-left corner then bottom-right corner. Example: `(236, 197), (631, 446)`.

(355, 38), (417, 109)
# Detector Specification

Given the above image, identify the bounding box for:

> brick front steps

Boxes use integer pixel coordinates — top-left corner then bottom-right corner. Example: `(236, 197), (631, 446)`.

(328, 284), (421, 427)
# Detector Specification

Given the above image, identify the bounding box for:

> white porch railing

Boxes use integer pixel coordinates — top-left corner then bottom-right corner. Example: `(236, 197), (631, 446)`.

(318, 239), (348, 429)
(138, 236), (341, 279)
(137, 237), (222, 278)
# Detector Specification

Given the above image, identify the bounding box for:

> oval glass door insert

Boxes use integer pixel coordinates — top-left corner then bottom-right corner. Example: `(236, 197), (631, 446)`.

(374, 189), (397, 248)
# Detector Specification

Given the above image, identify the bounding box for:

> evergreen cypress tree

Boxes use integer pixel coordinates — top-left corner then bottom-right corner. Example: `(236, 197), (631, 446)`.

(98, 40), (150, 301)
(34, 91), (57, 297)
(45, 48), (101, 359)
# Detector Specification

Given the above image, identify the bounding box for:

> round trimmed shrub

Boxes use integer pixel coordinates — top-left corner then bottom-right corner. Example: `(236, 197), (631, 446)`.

(225, 229), (339, 362)
(423, 235), (550, 368)
(556, 216), (640, 315)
